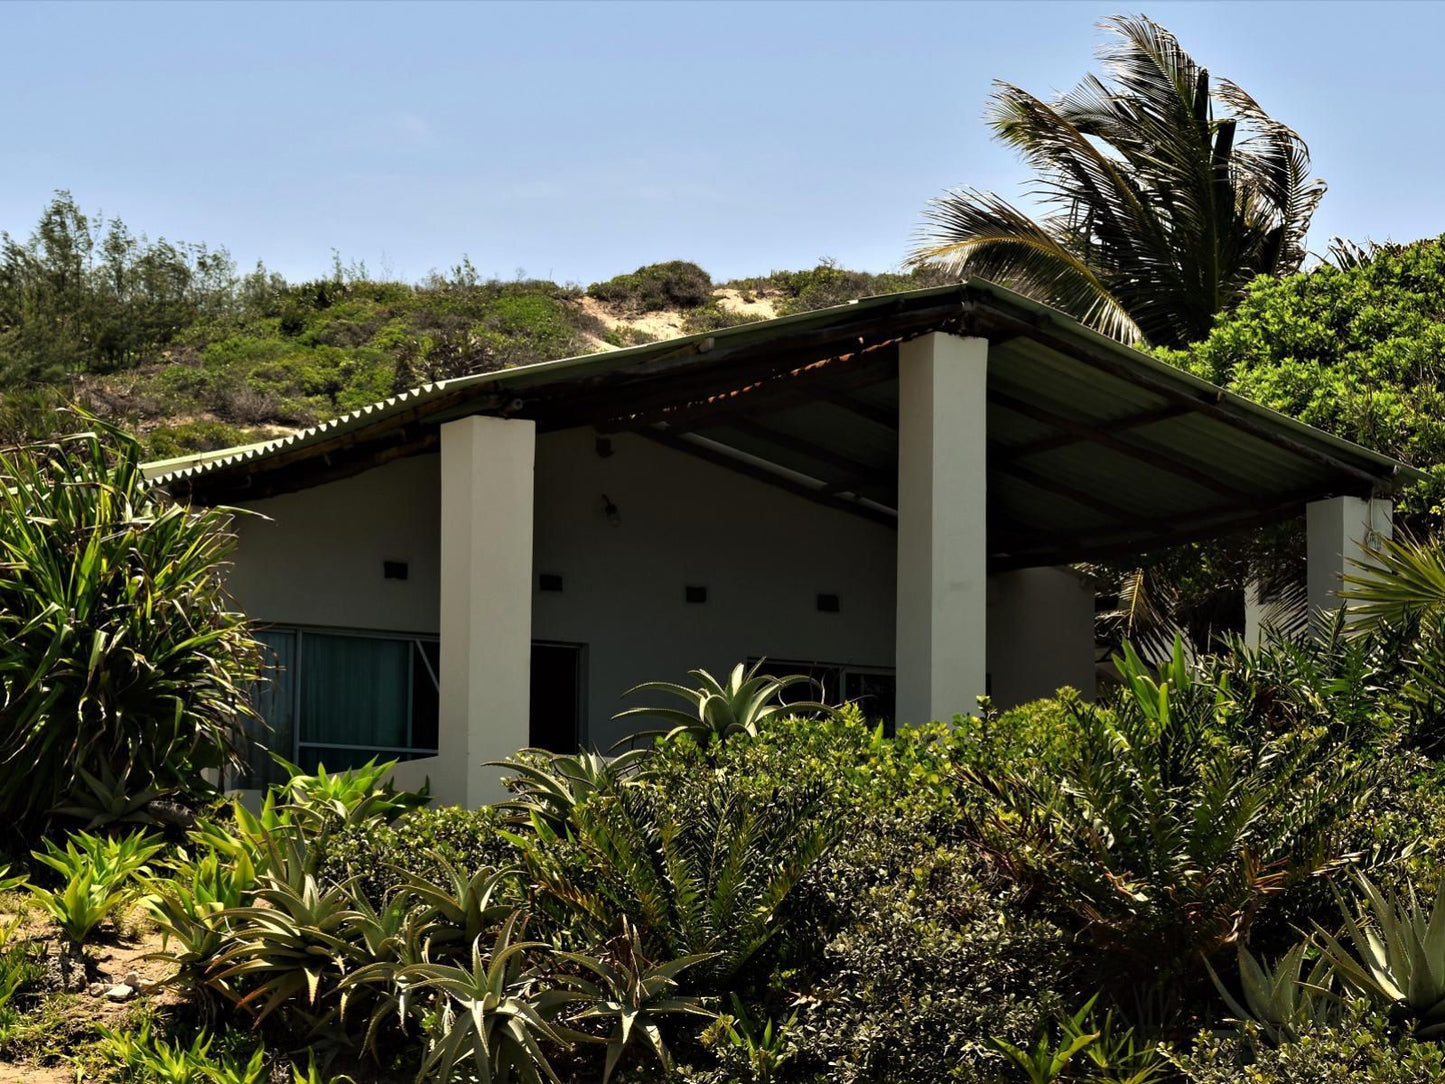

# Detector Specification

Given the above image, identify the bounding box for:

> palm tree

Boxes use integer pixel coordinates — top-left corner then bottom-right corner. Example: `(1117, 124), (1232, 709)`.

(910, 15), (1324, 348)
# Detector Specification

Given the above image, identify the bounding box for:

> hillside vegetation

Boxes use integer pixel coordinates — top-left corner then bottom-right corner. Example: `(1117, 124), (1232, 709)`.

(0, 193), (951, 458)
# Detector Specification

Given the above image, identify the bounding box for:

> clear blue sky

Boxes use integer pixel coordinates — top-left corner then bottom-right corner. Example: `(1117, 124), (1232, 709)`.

(1, 1), (1440, 286)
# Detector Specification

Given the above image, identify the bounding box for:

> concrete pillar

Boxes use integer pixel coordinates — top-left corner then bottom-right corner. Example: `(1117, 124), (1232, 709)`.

(436, 415), (535, 805)
(1306, 495), (1393, 622)
(895, 332), (989, 725)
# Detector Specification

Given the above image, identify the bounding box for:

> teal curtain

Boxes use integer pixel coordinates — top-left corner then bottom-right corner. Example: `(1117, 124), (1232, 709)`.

(298, 633), (411, 769)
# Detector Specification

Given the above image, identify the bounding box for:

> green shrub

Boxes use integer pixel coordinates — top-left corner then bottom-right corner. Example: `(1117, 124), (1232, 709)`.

(319, 803), (519, 908)
(782, 811), (1072, 1083)
(589, 261), (714, 312)
(145, 419), (260, 459)
(728, 262), (955, 316)
(0, 424), (265, 832)
(965, 641), (1377, 988)
(680, 302), (766, 334)
(1155, 236), (1445, 518)
(1175, 1002), (1445, 1083)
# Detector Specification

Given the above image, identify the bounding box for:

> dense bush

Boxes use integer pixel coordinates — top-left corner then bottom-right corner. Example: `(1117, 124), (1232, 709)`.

(1157, 236), (1445, 518)
(0, 423), (264, 836)
(726, 261), (955, 316)
(588, 261), (714, 312)
(966, 641), (1377, 991)
(1176, 1002), (1445, 1083)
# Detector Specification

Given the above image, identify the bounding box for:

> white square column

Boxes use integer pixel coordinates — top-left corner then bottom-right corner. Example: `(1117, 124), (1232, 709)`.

(437, 415), (535, 805)
(1306, 495), (1393, 621)
(895, 332), (989, 725)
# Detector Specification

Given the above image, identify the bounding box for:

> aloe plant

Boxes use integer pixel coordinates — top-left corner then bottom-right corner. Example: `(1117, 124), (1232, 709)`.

(1205, 940), (1339, 1046)
(145, 846), (259, 990)
(490, 748), (651, 832)
(556, 920), (716, 1082)
(209, 866), (365, 1024)
(29, 830), (162, 945)
(1313, 872), (1445, 1037)
(388, 912), (578, 1084)
(614, 661), (837, 747)
(272, 756), (429, 831)
(394, 858), (518, 953)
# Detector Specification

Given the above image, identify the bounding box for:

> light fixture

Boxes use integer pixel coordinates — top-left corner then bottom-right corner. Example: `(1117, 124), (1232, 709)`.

(602, 494), (621, 527)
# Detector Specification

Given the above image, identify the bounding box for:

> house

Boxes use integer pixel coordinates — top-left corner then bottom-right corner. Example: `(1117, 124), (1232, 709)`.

(146, 280), (1417, 805)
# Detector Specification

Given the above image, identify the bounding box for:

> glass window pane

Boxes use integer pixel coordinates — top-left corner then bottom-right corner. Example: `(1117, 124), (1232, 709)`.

(411, 641), (440, 752)
(300, 633), (410, 751)
(243, 630), (296, 788)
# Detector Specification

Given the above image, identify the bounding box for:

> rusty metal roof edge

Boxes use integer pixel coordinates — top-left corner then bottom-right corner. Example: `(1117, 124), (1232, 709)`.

(144, 279), (1422, 488)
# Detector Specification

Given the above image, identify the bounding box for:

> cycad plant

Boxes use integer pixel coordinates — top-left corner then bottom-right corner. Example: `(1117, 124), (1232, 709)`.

(0, 421), (265, 831)
(523, 774), (834, 983)
(965, 638), (1373, 980)
(910, 15), (1323, 347)
(614, 661), (837, 748)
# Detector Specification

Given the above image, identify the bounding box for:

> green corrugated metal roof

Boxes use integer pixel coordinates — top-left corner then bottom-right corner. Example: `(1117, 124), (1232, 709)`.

(143, 278), (1423, 566)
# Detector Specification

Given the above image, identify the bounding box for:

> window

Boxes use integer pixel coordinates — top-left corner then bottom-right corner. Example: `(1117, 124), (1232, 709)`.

(242, 627), (439, 788)
(748, 657), (896, 735)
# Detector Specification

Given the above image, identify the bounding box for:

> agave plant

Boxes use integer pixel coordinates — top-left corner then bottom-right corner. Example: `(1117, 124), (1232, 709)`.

(1312, 872), (1445, 1037)
(385, 912), (578, 1084)
(556, 920), (716, 1083)
(490, 748), (651, 833)
(1205, 940), (1339, 1047)
(614, 661), (837, 747)
(0, 422), (265, 831)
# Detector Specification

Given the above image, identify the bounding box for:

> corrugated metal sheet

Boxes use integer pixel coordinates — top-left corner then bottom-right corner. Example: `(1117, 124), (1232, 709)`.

(143, 278), (1423, 567)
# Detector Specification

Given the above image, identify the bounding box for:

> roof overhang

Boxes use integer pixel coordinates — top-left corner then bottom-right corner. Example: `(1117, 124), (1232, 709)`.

(147, 280), (1421, 570)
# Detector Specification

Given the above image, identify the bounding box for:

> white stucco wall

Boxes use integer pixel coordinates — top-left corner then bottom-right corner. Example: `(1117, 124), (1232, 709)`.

(223, 425), (1097, 769)
(226, 453), (442, 635)
(531, 428), (897, 748)
(986, 567), (1096, 708)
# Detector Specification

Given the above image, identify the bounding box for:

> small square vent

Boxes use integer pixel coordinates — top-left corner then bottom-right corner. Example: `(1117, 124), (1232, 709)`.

(816, 593), (840, 613)
(383, 560), (409, 581)
(539, 573), (564, 592)
(685, 585), (708, 604)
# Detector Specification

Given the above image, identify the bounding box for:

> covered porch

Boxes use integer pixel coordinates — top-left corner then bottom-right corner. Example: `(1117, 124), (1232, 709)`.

(154, 281), (1412, 806)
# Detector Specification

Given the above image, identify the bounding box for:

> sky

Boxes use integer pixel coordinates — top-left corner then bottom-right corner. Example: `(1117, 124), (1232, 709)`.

(1, 0), (1442, 287)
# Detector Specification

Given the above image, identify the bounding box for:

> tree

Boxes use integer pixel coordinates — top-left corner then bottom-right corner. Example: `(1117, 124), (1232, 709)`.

(1159, 235), (1445, 519)
(909, 15), (1324, 348)
(0, 418), (265, 832)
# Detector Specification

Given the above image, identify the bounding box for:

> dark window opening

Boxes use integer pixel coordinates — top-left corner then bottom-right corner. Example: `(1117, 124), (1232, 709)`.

(530, 642), (587, 753)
